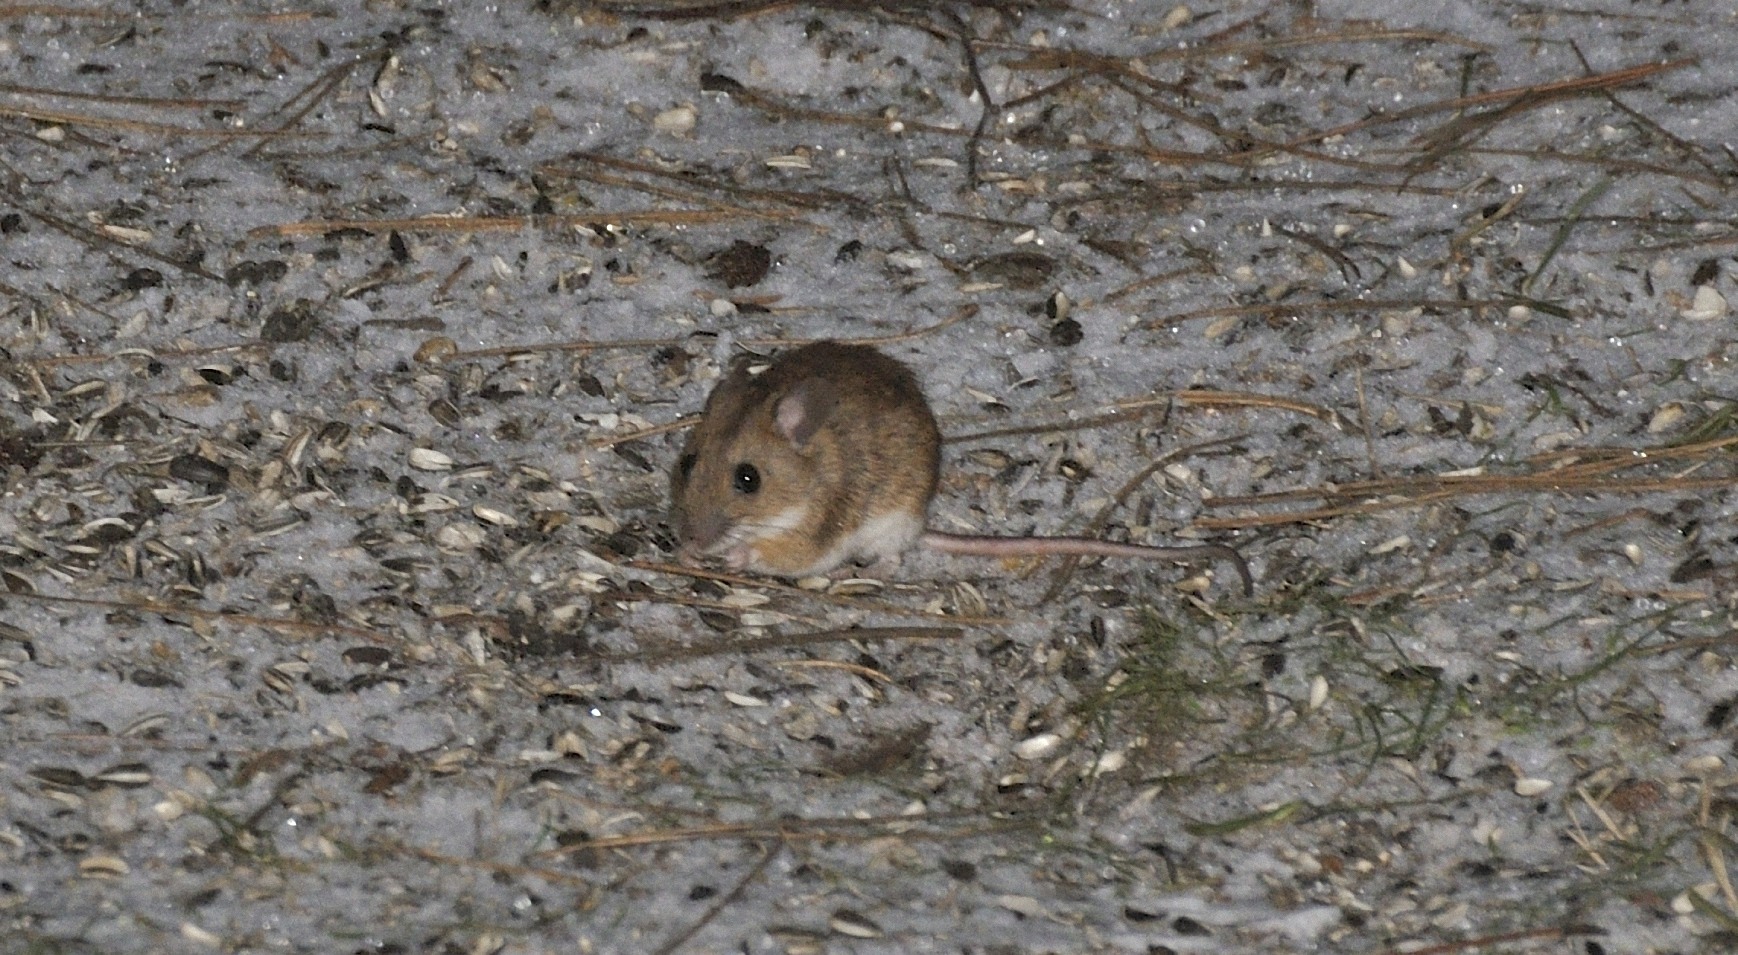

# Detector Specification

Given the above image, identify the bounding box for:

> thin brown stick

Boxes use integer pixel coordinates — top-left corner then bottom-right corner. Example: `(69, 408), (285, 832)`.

(1040, 435), (1249, 602)
(1412, 146), (1727, 190)
(543, 150), (865, 214)
(652, 841), (780, 955)
(1125, 390), (1352, 428)
(1378, 925), (1599, 955)
(0, 104), (295, 138)
(724, 83), (1248, 170)
(0, 5), (129, 18)
(10, 202), (222, 281)
(1199, 435), (1738, 529)
(537, 810), (1034, 856)
(1103, 263), (1213, 302)
(949, 390), (1347, 446)
(624, 559), (1013, 625)
(1140, 297), (1515, 329)
(1286, 58), (1694, 151)
(583, 626), (963, 667)
(0, 82), (242, 109)
(446, 305), (975, 370)
(233, 48), (390, 161)
(18, 342), (270, 369)
(247, 207), (799, 239)
(7, 592), (393, 643)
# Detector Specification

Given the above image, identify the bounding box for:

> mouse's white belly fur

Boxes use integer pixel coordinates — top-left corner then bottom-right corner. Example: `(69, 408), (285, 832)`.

(729, 505), (922, 577)
(817, 509), (923, 574)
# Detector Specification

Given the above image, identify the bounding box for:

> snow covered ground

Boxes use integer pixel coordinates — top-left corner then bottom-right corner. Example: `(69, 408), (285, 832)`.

(3, 1), (1736, 951)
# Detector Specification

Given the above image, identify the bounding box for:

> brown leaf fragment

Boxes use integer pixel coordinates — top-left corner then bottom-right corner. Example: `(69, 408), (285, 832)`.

(822, 724), (931, 777)
(704, 240), (772, 288)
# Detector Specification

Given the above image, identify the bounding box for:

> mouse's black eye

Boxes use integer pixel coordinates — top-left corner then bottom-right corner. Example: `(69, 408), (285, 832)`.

(676, 453), (696, 482)
(733, 463), (760, 494)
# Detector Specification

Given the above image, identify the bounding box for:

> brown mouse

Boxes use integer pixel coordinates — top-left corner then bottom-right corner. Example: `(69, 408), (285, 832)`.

(668, 341), (1253, 595)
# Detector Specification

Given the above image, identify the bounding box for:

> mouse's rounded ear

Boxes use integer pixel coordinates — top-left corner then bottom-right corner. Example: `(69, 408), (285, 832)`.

(773, 379), (837, 448)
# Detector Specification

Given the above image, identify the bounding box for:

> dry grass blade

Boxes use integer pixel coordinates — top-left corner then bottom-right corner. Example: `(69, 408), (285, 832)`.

(1129, 390), (1351, 429)
(1429, 146), (1728, 189)
(541, 150), (853, 215)
(1286, 58), (1695, 153)
(6, 201), (222, 281)
(651, 841), (780, 955)
(0, 5), (130, 19)
(232, 47), (390, 160)
(582, 626), (964, 667)
(624, 559), (1012, 625)
(1142, 297), (1518, 329)
(1376, 925), (1601, 955)
(440, 306), (974, 366)
(247, 208), (799, 239)
(9, 592), (395, 643)
(723, 82), (1243, 169)
(1200, 434), (1738, 529)
(536, 809), (1033, 856)
(949, 389), (1343, 446)
(0, 82), (241, 109)
(19, 342), (269, 369)
(1039, 436), (1249, 602)
(0, 104), (296, 138)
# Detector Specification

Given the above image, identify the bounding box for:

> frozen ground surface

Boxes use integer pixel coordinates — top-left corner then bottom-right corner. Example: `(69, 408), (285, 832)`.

(2, 1), (1737, 952)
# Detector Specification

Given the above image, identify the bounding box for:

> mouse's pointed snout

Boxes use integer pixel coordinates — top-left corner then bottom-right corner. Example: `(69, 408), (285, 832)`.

(674, 509), (729, 558)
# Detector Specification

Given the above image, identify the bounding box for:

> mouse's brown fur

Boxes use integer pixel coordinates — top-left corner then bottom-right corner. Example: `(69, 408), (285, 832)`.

(670, 341), (941, 576)
(669, 341), (1252, 594)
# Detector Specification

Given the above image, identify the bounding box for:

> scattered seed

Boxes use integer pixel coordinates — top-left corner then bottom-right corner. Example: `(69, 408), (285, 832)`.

(430, 748), (474, 775)
(409, 448), (454, 471)
(79, 854), (130, 878)
(1091, 750), (1126, 775)
(251, 513), (306, 538)
(1681, 284), (1727, 320)
(767, 927), (826, 954)
(98, 224), (152, 245)
(1685, 754), (1724, 774)
(828, 910), (882, 939)
(415, 337), (460, 363)
(179, 922), (223, 948)
(31, 767), (88, 789)
(1203, 314), (1241, 339)
(410, 492), (461, 514)
(263, 660), (309, 695)
(121, 714), (170, 737)
(1646, 403), (1686, 433)
(428, 397), (461, 427)
(1013, 733), (1061, 760)
(997, 895), (1045, 917)
(93, 764), (152, 788)
(472, 504), (518, 527)
(1513, 777), (1552, 797)
(281, 428), (313, 470)
(1369, 535), (1410, 555)
(653, 103), (697, 135)
(168, 454), (230, 487)
(436, 523), (486, 552)
(343, 646), (392, 667)
(1672, 884), (1719, 915)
